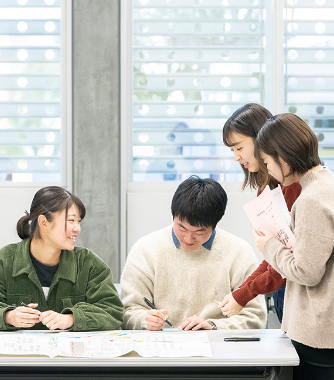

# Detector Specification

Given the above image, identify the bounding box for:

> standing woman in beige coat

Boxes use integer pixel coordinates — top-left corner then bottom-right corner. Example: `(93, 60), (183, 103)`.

(252, 113), (334, 380)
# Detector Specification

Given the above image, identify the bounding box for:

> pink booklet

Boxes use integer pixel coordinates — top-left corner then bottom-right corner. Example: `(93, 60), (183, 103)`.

(243, 185), (295, 251)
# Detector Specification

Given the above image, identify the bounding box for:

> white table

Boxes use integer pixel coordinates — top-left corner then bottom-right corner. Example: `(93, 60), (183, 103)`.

(0, 329), (299, 380)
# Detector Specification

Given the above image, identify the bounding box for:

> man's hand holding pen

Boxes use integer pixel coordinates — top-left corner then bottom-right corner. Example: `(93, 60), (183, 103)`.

(143, 297), (174, 330)
(145, 308), (169, 331)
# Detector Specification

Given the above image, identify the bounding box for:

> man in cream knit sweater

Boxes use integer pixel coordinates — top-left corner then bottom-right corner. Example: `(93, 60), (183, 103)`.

(121, 177), (267, 330)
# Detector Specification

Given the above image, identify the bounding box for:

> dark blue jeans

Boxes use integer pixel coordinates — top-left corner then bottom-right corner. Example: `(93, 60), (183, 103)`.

(272, 284), (285, 323)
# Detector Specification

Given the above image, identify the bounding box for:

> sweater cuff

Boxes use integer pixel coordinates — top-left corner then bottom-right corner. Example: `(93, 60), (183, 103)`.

(62, 308), (84, 331)
(1, 307), (19, 331)
(232, 288), (254, 308)
(263, 237), (284, 266)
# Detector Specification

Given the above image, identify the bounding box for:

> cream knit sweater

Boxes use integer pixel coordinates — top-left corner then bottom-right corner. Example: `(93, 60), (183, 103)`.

(264, 167), (334, 349)
(121, 226), (267, 330)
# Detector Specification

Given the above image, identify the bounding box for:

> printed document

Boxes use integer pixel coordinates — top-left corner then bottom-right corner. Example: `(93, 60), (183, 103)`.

(243, 185), (295, 250)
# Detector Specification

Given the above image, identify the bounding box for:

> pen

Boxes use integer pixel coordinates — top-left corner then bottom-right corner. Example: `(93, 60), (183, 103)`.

(143, 297), (174, 328)
(224, 337), (261, 342)
(21, 302), (40, 312)
(21, 302), (41, 317)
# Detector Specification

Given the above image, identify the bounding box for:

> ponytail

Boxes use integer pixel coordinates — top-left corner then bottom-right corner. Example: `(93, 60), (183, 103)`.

(17, 211), (31, 240)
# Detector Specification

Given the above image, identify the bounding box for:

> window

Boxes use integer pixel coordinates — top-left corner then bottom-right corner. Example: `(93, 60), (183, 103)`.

(132, 0), (266, 182)
(131, 0), (334, 182)
(0, 0), (64, 183)
(284, 0), (334, 171)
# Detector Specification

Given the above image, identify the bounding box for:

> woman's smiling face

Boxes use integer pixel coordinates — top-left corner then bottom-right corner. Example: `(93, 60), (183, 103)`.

(228, 132), (259, 173)
(46, 204), (81, 252)
(261, 152), (298, 186)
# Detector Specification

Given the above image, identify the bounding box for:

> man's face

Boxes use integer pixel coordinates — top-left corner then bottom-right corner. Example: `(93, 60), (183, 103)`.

(173, 216), (213, 252)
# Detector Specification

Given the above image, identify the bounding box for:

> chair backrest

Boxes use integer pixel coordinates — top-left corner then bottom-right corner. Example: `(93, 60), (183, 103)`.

(114, 283), (121, 297)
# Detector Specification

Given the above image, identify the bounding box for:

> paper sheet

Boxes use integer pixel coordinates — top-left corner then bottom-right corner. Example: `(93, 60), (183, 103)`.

(270, 185), (290, 225)
(62, 335), (134, 358)
(0, 331), (212, 358)
(132, 331), (210, 343)
(0, 334), (61, 358)
(64, 332), (212, 358)
(134, 341), (212, 358)
(243, 185), (295, 250)
(132, 332), (212, 357)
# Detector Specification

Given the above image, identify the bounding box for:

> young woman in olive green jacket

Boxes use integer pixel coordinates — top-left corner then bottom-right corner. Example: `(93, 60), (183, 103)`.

(0, 186), (124, 332)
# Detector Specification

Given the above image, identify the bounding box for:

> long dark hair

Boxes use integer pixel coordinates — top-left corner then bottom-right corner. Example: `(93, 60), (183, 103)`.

(223, 103), (278, 190)
(255, 113), (321, 181)
(17, 186), (86, 240)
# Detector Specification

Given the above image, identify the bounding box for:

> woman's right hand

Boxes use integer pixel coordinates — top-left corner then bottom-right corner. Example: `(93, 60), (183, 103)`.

(145, 309), (168, 330)
(220, 293), (244, 317)
(5, 303), (41, 328)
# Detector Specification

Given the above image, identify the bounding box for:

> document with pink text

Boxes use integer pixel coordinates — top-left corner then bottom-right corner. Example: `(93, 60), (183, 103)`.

(243, 185), (295, 251)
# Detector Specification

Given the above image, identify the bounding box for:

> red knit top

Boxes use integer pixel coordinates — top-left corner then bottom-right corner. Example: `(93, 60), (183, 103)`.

(232, 181), (302, 307)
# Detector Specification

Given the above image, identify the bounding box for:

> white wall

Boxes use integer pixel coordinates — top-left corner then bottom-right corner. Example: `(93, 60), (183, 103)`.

(0, 187), (41, 247)
(127, 182), (263, 263)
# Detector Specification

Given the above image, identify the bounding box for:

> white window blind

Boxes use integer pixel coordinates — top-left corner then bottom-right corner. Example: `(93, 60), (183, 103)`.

(132, 0), (334, 182)
(284, 0), (334, 171)
(132, 0), (266, 182)
(0, 0), (62, 183)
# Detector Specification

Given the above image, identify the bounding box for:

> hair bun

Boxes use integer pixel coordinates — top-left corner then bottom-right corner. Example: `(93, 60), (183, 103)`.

(24, 210), (30, 218)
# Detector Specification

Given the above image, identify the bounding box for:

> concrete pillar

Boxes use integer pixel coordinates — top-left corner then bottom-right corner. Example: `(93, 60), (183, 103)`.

(72, 0), (120, 280)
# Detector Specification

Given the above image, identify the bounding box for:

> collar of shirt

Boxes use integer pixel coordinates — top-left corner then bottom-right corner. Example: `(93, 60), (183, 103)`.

(172, 228), (216, 250)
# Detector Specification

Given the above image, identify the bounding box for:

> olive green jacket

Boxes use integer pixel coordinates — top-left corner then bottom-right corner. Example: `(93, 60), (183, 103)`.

(0, 239), (124, 331)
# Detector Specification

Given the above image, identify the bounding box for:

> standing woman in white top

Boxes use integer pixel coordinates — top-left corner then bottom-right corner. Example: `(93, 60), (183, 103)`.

(253, 113), (334, 380)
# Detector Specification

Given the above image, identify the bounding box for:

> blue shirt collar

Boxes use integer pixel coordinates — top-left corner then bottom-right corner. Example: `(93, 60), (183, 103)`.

(172, 228), (216, 250)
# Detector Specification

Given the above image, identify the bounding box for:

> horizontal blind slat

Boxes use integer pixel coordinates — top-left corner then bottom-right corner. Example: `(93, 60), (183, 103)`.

(0, 130), (61, 144)
(134, 0), (261, 7)
(0, 0), (60, 7)
(0, 48), (60, 62)
(0, 20), (60, 34)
